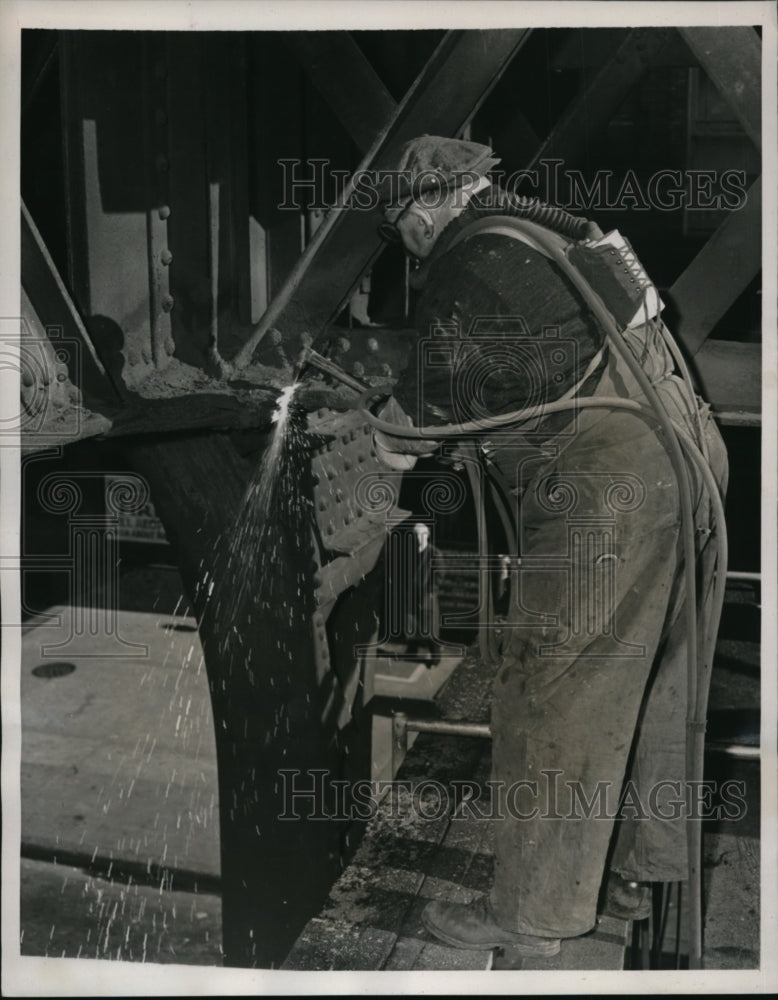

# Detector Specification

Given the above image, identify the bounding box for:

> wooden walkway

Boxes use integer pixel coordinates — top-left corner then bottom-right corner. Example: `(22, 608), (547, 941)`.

(283, 648), (631, 972)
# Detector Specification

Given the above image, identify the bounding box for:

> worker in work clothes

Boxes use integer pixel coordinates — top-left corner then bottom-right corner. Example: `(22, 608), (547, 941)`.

(402, 522), (444, 666)
(373, 136), (728, 957)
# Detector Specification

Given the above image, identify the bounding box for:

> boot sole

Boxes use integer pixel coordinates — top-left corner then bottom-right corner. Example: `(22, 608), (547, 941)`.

(422, 911), (561, 956)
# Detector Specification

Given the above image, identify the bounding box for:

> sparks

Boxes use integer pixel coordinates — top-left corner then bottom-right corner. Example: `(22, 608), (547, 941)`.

(271, 382), (298, 425)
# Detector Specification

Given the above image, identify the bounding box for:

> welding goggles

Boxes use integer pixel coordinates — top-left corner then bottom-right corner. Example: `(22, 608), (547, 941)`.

(377, 199), (418, 243)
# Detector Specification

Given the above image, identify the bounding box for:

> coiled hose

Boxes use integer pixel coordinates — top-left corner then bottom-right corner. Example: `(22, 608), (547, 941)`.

(359, 218), (727, 969)
(507, 194), (593, 242)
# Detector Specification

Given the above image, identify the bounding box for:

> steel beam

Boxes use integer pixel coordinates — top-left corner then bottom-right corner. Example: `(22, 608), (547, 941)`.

(669, 176), (762, 357)
(678, 26), (761, 151)
(285, 31), (397, 153)
(526, 28), (674, 178)
(233, 28), (532, 368)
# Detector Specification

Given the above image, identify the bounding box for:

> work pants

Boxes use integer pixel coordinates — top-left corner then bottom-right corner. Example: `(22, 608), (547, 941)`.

(488, 329), (728, 938)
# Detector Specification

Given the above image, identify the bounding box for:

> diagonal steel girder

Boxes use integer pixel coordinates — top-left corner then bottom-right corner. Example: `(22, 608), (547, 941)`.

(283, 31), (397, 153)
(669, 26), (762, 356)
(677, 26), (761, 152)
(233, 29), (532, 368)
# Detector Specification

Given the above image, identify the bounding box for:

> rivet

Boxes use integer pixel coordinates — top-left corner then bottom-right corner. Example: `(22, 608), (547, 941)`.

(160, 249), (173, 265)
(352, 362), (365, 377)
(318, 500), (327, 511)
(161, 294), (174, 312)
(165, 335), (175, 355)
(158, 205), (171, 220)
(366, 337), (379, 353)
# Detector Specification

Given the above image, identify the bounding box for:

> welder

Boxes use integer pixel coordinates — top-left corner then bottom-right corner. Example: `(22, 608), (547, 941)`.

(371, 136), (728, 957)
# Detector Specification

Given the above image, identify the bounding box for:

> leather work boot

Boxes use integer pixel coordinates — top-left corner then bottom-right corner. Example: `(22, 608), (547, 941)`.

(421, 896), (561, 956)
(602, 872), (652, 921)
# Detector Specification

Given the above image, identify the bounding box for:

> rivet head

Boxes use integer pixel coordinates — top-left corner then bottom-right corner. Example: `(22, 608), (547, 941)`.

(161, 294), (174, 312)
(160, 249), (173, 265)
(158, 205), (171, 220)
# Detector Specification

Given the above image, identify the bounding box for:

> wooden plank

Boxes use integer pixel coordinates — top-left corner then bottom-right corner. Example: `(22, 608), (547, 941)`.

(669, 176), (761, 357)
(285, 31), (397, 152)
(678, 27), (761, 150)
(233, 29), (532, 368)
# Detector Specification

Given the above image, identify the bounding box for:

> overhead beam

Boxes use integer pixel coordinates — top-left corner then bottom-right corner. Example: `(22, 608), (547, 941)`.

(233, 28), (532, 369)
(284, 31), (397, 152)
(678, 26), (761, 150)
(668, 175), (762, 357)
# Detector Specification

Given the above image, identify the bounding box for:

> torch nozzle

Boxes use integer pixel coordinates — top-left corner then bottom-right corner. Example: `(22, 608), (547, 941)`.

(297, 347), (369, 393)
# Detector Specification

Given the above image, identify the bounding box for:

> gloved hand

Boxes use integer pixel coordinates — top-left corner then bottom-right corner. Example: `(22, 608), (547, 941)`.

(373, 396), (439, 470)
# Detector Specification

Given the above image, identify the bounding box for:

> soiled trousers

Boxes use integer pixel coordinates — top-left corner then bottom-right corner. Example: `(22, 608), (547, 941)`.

(487, 331), (728, 939)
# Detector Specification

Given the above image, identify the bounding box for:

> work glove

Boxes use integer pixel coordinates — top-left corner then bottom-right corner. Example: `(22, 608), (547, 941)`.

(373, 396), (439, 471)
